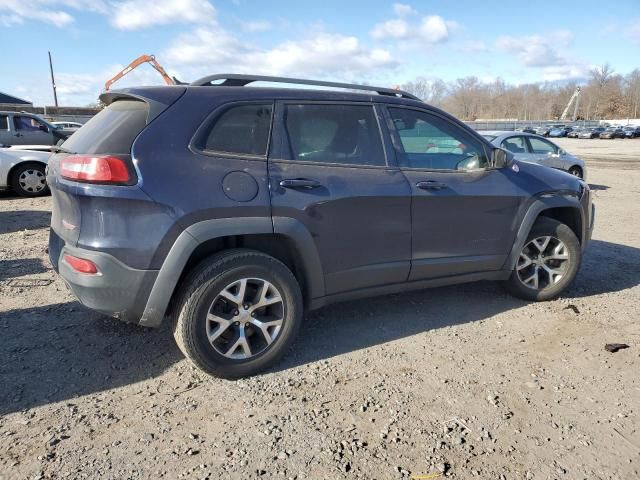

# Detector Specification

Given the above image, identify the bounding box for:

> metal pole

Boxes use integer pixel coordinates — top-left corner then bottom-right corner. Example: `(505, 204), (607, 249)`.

(48, 51), (58, 107)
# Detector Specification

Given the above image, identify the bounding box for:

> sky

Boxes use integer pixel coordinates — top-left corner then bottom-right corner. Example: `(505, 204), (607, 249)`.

(0, 0), (639, 106)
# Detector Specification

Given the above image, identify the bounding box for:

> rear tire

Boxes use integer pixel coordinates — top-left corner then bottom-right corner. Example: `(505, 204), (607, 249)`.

(10, 162), (49, 197)
(173, 249), (303, 379)
(503, 217), (581, 301)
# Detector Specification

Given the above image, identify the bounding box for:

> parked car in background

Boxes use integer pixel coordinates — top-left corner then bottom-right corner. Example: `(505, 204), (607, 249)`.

(534, 125), (551, 136)
(0, 146), (52, 196)
(623, 126), (640, 138)
(51, 121), (83, 131)
(516, 126), (537, 134)
(567, 127), (584, 138)
(481, 131), (586, 179)
(548, 126), (573, 138)
(578, 127), (606, 139)
(599, 128), (625, 139)
(0, 111), (69, 147)
(46, 75), (593, 378)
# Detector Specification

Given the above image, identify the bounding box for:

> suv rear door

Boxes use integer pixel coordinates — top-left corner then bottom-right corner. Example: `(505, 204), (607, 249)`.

(269, 102), (411, 296)
(385, 106), (525, 280)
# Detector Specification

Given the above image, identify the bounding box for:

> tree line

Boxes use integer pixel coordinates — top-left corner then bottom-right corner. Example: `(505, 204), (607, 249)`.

(401, 65), (640, 121)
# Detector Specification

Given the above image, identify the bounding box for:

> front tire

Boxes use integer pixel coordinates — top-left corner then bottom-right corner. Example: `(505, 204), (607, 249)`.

(11, 162), (49, 197)
(568, 166), (583, 178)
(503, 217), (581, 301)
(173, 249), (303, 379)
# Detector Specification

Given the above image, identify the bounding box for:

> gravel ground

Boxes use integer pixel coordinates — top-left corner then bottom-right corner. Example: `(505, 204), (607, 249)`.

(1, 140), (639, 480)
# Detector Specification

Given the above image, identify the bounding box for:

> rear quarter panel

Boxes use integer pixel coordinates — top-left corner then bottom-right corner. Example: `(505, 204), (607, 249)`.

(131, 89), (273, 268)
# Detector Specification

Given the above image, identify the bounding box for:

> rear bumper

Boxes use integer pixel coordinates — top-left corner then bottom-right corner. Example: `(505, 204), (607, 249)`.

(49, 229), (158, 323)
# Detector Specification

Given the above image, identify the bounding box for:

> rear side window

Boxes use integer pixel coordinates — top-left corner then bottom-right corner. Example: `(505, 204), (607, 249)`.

(62, 100), (149, 154)
(199, 104), (272, 156)
(283, 104), (384, 166)
(0, 115), (7, 130)
(501, 136), (528, 153)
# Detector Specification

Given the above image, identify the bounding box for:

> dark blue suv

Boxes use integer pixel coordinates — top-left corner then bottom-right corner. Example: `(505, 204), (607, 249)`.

(47, 75), (594, 378)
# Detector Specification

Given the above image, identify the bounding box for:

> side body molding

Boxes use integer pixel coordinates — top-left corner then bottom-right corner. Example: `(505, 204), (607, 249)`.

(139, 216), (325, 327)
(504, 192), (584, 271)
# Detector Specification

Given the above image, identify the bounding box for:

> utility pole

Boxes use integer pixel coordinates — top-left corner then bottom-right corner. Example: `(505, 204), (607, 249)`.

(48, 51), (58, 107)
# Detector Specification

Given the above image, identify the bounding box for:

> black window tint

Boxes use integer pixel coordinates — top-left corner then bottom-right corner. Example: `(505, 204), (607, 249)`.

(388, 108), (489, 170)
(202, 104), (272, 156)
(0, 115), (7, 130)
(62, 100), (149, 154)
(501, 136), (527, 153)
(284, 104), (384, 166)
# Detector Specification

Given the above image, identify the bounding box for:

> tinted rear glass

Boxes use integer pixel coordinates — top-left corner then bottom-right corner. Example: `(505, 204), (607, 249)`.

(199, 104), (272, 156)
(62, 100), (149, 154)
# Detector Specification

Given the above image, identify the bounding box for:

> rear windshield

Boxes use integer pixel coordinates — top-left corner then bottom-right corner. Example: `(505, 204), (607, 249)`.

(62, 100), (149, 154)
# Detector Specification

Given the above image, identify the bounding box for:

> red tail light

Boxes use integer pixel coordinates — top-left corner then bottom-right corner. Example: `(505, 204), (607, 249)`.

(63, 254), (98, 274)
(60, 155), (132, 184)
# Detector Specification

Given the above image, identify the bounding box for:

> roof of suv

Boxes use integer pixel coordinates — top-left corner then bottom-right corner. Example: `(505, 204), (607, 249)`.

(102, 74), (427, 109)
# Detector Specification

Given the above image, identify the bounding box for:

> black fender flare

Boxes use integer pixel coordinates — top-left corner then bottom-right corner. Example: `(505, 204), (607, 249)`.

(139, 216), (324, 327)
(504, 193), (584, 271)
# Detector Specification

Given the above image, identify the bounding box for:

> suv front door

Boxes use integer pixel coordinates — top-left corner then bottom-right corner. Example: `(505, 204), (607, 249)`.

(385, 106), (527, 281)
(269, 102), (411, 296)
(12, 115), (55, 145)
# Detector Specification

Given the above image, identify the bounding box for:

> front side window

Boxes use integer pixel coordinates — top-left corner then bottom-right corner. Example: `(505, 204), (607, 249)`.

(501, 136), (528, 154)
(284, 104), (385, 167)
(14, 116), (45, 131)
(0, 115), (8, 130)
(527, 137), (557, 154)
(388, 107), (489, 170)
(201, 104), (272, 156)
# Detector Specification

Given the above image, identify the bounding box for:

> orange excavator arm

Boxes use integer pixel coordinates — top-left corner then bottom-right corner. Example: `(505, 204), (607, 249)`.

(104, 54), (175, 91)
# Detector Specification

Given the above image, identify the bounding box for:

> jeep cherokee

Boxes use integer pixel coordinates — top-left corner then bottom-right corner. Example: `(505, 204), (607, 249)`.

(47, 74), (595, 379)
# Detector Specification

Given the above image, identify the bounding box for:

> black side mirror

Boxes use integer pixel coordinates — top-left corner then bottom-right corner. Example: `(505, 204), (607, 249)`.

(491, 147), (513, 169)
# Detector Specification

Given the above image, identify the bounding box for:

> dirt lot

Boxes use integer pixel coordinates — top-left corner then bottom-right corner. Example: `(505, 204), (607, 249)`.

(1, 139), (639, 480)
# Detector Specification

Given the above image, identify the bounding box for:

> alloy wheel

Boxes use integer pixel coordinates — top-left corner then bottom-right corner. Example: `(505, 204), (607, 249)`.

(205, 277), (284, 359)
(516, 236), (570, 290)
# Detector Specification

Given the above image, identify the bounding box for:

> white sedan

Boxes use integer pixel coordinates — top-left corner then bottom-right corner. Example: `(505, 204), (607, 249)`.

(0, 147), (52, 197)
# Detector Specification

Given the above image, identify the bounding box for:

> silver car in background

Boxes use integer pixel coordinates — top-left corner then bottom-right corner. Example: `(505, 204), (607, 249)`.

(480, 130), (586, 179)
(0, 147), (51, 196)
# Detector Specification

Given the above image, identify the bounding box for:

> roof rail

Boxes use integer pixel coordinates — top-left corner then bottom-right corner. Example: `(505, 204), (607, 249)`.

(190, 74), (421, 101)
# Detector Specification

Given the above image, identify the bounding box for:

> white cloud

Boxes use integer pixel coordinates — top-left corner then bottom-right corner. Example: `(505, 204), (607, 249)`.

(0, 0), (75, 27)
(164, 27), (398, 79)
(370, 5), (453, 44)
(542, 64), (591, 82)
(370, 18), (410, 39)
(420, 15), (448, 43)
(496, 31), (573, 67)
(393, 3), (416, 17)
(110, 0), (215, 30)
(0, 0), (214, 29)
(241, 19), (271, 33)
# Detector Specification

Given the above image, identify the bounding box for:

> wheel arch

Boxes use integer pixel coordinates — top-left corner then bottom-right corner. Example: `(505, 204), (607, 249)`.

(505, 196), (584, 271)
(139, 216), (324, 327)
(8, 159), (48, 183)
